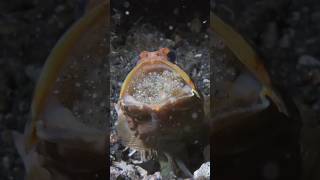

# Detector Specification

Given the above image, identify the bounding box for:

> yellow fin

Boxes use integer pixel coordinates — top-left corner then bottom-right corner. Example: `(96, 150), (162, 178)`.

(211, 13), (288, 115)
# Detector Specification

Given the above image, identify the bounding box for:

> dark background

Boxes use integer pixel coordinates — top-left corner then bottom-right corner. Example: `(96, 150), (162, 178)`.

(0, 0), (81, 179)
(111, 0), (209, 36)
(215, 0), (320, 179)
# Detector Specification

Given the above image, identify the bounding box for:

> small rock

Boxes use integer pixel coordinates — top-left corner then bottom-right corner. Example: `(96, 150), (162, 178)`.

(128, 149), (137, 157)
(136, 166), (148, 177)
(203, 79), (210, 83)
(194, 54), (202, 58)
(110, 166), (121, 179)
(143, 172), (162, 180)
(25, 65), (42, 82)
(298, 55), (320, 67)
(194, 162), (210, 180)
(112, 161), (145, 179)
(110, 132), (118, 144)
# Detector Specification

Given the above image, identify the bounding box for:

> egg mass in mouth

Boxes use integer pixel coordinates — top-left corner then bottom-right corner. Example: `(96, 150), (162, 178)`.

(131, 70), (186, 105)
(116, 48), (205, 151)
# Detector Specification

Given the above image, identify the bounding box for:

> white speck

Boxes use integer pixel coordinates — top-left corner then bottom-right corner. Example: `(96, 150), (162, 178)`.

(53, 90), (59, 94)
(202, 20), (207, 24)
(192, 68), (197, 77)
(298, 55), (320, 66)
(92, 93), (97, 99)
(128, 149), (137, 157)
(192, 112), (198, 119)
(203, 79), (210, 83)
(204, 34), (209, 39)
(173, 8), (179, 15)
(169, 25), (174, 30)
(194, 54), (202, 58)
(125, 11), (130, 15)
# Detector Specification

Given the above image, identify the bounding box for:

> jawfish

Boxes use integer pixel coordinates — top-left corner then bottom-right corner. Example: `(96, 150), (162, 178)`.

(12, 1), (109, 179)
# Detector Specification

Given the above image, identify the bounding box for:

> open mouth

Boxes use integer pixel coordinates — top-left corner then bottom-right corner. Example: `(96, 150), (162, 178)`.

(120, 58), (199, 110)
(131, 69), (191, 105)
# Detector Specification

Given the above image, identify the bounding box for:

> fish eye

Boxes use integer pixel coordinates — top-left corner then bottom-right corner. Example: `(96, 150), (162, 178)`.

(167, 51), (176, 62)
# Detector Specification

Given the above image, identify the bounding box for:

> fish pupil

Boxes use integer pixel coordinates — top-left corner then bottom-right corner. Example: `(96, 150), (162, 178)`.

(167, 51), (176, 63)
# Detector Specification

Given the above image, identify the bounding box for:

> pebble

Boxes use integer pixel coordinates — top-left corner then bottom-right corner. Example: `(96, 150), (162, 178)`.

(143, 172), (162, 180)
(193, 162), (210, 179)
(110, 132), (118, 144)
(25, 65), (42, 82)
(192, 112), (198, 119)
(194, 54), (202, 58)
(112, 161), (141, 179)
(298, 55), (320, 67)
(203, 79), (210, 83)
